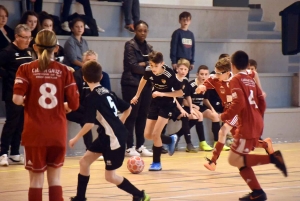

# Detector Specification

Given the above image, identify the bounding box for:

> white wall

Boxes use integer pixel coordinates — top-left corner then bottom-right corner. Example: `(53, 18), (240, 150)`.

(139, 0), (213, 6)
(250, 0), (298, 31)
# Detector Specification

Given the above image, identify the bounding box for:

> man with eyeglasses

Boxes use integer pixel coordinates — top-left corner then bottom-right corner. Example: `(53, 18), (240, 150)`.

(0, 24), (33, 166)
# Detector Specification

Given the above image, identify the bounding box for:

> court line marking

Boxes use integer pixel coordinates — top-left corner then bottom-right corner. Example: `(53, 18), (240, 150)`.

(153, 185), (300, 200)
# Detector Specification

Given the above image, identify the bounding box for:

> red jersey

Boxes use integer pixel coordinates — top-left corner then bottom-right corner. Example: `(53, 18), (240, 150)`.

(220, 72), (266, 139)
(13, 60), (79, 147)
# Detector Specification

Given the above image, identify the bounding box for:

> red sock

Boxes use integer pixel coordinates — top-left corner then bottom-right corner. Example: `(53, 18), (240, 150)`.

(244, 154), (270, 167)
(49, 186), (63, 201)
(256, 140), (267, 149)
(29, 188), (42, 201)
(239, 167), (261, 190)
(211, 142), (224, 163)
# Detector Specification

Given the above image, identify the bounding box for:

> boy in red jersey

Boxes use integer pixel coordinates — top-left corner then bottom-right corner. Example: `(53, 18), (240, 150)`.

(13, 30), (79, 201)
(221, 51), (287, 201)
(197, 58), (273, 171)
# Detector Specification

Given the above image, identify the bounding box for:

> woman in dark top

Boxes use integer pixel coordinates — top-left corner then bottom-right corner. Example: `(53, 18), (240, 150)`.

(121, 20), (153, 157)
(0, 5), (14, 50)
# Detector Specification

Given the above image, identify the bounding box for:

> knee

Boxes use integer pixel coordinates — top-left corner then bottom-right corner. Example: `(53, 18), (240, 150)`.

(105, 173), (116, 184)
(144, 132), (152, 140)
(79, 157), (89, 168)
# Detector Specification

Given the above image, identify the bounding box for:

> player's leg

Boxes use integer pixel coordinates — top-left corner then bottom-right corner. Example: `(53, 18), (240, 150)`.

(28, 171), (44, 201)
(204, 123), (232, 171)
(194, 109), (213, 151)
(107, 145), (150, 201)
(256, 138), (274, 154)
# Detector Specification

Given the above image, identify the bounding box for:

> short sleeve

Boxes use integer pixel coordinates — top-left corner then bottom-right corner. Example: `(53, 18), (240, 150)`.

(13, 64), (29, 96)
(110, 92), (130, 113)
(143, 67), (152, 80)
(183, 79), (191, 97)
(172, 75), (182, 91)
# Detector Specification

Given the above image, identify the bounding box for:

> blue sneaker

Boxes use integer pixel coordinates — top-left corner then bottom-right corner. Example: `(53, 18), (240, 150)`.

(148, 162), (162, 171)
(167, 134), (178, 156)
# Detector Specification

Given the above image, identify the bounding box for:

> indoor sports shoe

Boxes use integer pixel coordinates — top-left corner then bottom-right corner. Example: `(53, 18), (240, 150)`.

(125, 24), (134, 33)
(166, 134), (178, 156)
(175, 135), (180, 151)
(161, 146), (168, 154)
(148, 162), (162, 171)
(8, 154), (24, 165)
(271, 150), (288, 177)
(125, 146), (141, 157)
(137, 145), (153, 157)
(97, 25), (105, 32)
(132, 190), (150, 201)
(0, 154), (9, 166)
(203, 157), (216, 171)
(70, 196), (87, 201)
(61, 21), (71, 32)
(199, 141), (213, 151)
(186, 143), (198, 153)
(239, 190), (267, 201)
(264, 138), (274, 154)
(214, 141), (230, 151)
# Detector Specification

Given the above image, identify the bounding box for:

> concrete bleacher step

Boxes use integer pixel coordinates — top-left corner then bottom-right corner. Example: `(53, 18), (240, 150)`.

(248, 8), (263, 21)
(247, 31), (281, 39)
(248, 21), (275, 31)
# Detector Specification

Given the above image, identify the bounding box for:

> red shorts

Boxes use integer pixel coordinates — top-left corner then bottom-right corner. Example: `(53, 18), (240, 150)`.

(230, 137), (259, 155)
(225, 115), (238, 127)
(24, 146), (66, 172)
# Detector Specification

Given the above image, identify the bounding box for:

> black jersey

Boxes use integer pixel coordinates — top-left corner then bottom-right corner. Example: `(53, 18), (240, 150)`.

(189, 79), (208, 107)
(176, 77), (190, 106)
(143, 64), (182, 102)
(0, 43), (32, 101)
(84, 85), (130, 150)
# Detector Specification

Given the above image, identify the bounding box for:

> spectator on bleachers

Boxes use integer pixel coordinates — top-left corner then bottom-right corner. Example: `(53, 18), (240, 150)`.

(121, 20), (153, 157)
(39, 11), (64, 62)
(25, 0), (43, 14)
(0, 24), (33, 166)
(123, 0), (140, 33)
(20, 11), (40, 47)
(0, 5), (14, 50)
(63, 18), (88, 70)
(60, 0), (105, 33)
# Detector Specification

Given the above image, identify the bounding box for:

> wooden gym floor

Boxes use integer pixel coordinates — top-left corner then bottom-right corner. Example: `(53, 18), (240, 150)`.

(0, 143), (299, 201)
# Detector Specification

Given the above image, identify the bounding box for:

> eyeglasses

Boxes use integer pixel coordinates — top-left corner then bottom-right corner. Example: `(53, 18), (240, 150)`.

(215, 71), (228, 75)
(17, 34), (33, 41)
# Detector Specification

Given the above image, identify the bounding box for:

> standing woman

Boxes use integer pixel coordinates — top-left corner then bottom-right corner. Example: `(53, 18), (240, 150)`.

(121, 20), (153, 157)
(13, 29), (79, 201)
(63, 18), (89, 71)
(0, 5), (14, 50)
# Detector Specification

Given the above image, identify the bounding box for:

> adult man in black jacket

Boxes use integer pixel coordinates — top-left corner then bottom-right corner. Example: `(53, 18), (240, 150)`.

(0, 24), (33, 166)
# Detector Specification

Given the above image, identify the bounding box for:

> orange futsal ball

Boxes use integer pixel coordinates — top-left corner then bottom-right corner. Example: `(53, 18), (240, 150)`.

(127, 156), (145, 174)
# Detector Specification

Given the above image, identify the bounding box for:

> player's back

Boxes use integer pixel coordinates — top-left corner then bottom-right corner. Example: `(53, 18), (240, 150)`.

(230, 72), (265, 139)
(14, 60), (79, 147)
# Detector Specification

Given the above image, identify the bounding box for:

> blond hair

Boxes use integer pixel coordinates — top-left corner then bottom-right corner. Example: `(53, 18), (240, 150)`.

(177, 58), (190, 69)
(35, 29), (57, 71)
(215, 57), (231, 72)
(83, 50), (98, 61)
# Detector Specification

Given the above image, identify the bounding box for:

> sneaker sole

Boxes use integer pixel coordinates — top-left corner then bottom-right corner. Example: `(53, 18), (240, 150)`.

(0, 163), (9, 166)
(204, 163), (216, 171)
(186, 149), (198, 153)
(148, 168), (162, 171)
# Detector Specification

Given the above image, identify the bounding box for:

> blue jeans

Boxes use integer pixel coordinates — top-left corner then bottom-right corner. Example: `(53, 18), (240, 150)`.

(123, 0), (140, 25)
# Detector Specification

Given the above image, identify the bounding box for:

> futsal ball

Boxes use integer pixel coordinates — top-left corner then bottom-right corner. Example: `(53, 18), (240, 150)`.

(226, 137), (234, 147)
(127, 156), (144, 174)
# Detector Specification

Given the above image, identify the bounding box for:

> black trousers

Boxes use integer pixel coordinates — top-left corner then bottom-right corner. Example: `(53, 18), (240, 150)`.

(26, 0), (43, 13)
(61, 0), (93, 22)
(66, 109), (93, 149)
(122, 84), (151, 149)
(0, 100), (24, 156)
(122, 0), (140, 25)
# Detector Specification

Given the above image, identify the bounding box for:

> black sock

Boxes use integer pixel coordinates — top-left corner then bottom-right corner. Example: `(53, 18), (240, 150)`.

(212, 122), (220, 141)
(76, 174), (90, 199)
(180, 117), (191, 144)
(176, 128), (184, 138)
(189, 119), (197, 129)
(161, 135), (172, 144)
(153, 145), (162, 163)
(196, 121), (205, 142)
(117, 177), (143, 197)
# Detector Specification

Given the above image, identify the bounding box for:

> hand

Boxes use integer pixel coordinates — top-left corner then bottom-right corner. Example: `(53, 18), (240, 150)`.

(64, 102), (72, 113)
(180, 109), (189, 117)
(69, 137), (79, 148)
(172, 64), (177, 70)
(192, 104), (199, 111)
(138, 62), (146, 67)
(152, 91), (163, 98)
(190, 64), (194, 70)
(67, 66), (75, 73)
(196, 85), (206, 94)
(130, 95), (139, 105)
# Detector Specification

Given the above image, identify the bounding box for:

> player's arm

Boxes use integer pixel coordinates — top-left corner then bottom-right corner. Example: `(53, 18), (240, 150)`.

(112, 92), (132, 124)
(152, 89), (183, 98)
(65, 69), (80, 111)
(197, 77), (216, 93)
(12, 65), (28, 106)
(253, 71), (266, 98)
(131, 77), (147, 104)
(175, 99), (189, 117)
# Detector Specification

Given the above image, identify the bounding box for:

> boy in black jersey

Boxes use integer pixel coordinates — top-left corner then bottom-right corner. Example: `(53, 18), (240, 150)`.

(69, 61), (150, 201)
(131, 51), (183, 171)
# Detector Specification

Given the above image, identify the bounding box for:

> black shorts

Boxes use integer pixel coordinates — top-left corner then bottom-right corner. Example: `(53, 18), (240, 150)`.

(88, 137), (125, 170)
(170, 106), (191, 121)
(148, 98), (176, 120)
(200, 104), (209, 113)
